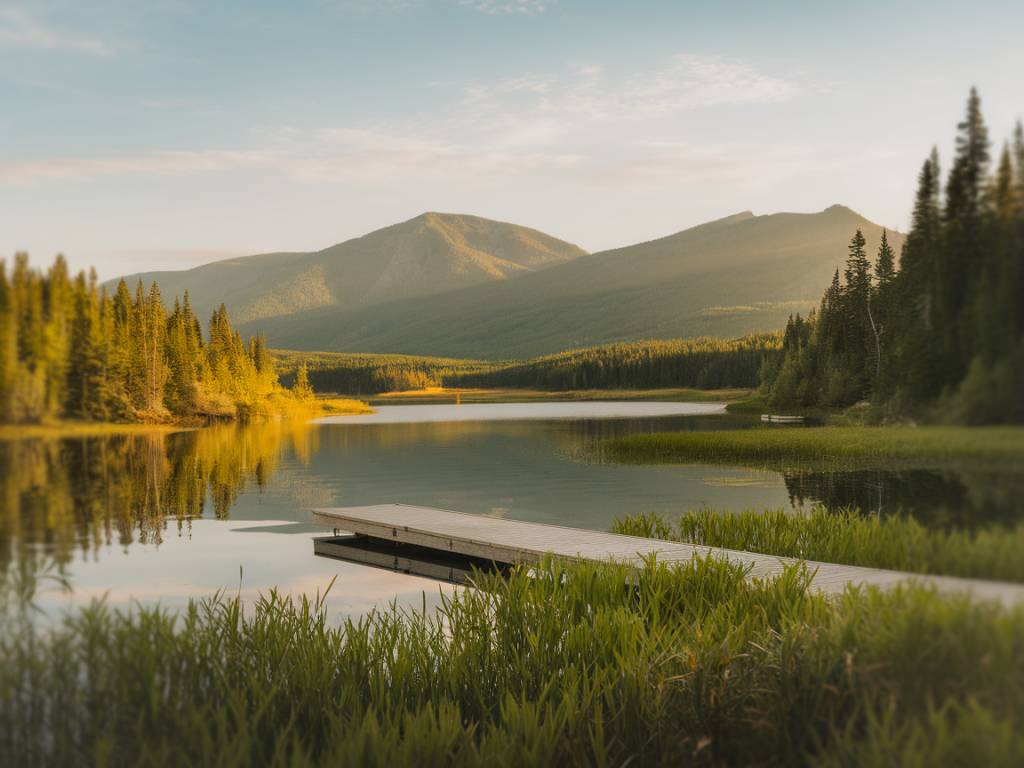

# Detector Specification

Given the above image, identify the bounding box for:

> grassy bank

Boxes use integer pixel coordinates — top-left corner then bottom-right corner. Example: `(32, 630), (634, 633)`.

(614, 508), (1024, 583)
(0, 397), (371, 441)
(367, 386), (752, 405)
(2, 558), (1022, 766)
(604, 425), (1024, 469)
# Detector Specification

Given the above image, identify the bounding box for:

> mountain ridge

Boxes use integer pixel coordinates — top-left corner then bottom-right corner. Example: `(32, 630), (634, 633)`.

(240, 205), (903, 358)
(110, 212), (588, 325)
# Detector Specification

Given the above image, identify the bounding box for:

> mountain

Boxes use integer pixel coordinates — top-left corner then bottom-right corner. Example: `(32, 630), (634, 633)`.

(112, 212), (587, 325)
(243, 205), (904, 359)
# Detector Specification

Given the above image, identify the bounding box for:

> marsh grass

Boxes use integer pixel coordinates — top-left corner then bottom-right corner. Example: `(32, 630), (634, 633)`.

(2, 557), (1023, 766)
(613, 508), (1024, 583)
(603, 425), (1024, 470)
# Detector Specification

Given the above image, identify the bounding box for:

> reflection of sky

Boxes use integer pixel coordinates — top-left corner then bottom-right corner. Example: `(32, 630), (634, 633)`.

(316, 402), (726, 424)
(35, 520), (456, 625)
(228, 412), (793, 530)
(17, 407), (796, 618)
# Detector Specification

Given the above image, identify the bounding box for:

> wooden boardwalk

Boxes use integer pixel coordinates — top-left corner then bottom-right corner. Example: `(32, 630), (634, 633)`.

(314, 504), (1024, 606)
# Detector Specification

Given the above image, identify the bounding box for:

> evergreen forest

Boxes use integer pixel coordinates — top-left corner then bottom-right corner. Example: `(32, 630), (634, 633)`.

(763, 89), (1024, 424)
(0, 255), (305, 424)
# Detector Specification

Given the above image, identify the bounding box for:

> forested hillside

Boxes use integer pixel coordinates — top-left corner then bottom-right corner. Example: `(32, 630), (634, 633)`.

(0, 255), (305, 424)
(254, 206), (900, 358)
(454, 335), (780, 390)
(275, 335), (780, 394)
(273, 351), (500, 394)
(763, 89), (1023, 424)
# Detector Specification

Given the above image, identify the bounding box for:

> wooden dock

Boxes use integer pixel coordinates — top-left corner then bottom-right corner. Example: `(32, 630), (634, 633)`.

(314, 504), (1024, 606)
(760, 414), (806, 423)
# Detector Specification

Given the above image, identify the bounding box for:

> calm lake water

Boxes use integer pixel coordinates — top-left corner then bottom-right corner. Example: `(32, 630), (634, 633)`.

(2, 402), (1021, 621)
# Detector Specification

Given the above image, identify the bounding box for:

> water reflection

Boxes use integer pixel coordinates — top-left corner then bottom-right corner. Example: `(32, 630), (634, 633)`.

(785, 467), (1024, 528)
(0, 420), (319, 573)
(28, 519), (456, 625)
(1, 407), (1021, 615)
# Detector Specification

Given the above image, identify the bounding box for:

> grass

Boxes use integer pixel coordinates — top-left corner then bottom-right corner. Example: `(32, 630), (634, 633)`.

(315, 397), (375, 415)
(367, 386), (751, 405)
(613, 507), (1024, 583)
(603, 425), (1024, 470)
(0, 397), (372, 442)
(2, 557), (1023, 766)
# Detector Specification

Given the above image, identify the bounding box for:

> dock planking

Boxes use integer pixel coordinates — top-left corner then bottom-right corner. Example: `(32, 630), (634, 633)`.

(314, 504), (1024, 606)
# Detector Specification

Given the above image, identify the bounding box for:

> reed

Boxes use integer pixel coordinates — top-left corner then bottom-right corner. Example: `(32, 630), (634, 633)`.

(2, 557), (1022, 766)
(603, 425), (1024, 469)
(613, 507), (1024, 583)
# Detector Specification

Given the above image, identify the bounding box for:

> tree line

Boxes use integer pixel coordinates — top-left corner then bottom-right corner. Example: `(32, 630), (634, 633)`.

(276, 336), (781, 394)
(763, 89), (1024, 423)
(0, 255), (305, 424)
(454, 335), (781, 391)
(275, 351), (497, 394)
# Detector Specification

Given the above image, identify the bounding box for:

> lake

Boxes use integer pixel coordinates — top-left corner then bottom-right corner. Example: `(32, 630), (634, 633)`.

(3, 402), (1021, 621)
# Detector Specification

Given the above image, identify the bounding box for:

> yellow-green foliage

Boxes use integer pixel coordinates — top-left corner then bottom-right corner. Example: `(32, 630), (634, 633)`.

(613, 507), (1024, 582)
(0, 255), (293, 424)
(273, 350), (502, 394)
(0, 420), (321, 573)
(2, 558), (1023, 765)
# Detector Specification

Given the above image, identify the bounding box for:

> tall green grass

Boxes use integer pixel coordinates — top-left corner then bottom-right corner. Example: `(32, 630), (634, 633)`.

(613, 507), (1024, 583)
(603, 425), (1024, 469)
(2, 557), (1023, 766)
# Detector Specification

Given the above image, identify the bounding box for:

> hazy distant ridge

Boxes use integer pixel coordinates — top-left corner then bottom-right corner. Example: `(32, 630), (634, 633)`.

(112, 212), (587, 325)
(246, 205), (904, 358)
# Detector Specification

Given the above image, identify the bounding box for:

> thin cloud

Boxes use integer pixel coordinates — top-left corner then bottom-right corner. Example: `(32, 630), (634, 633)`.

(458, 54), (798, 125)
(0, 53), (802, 189)
(0, 7), (113, 57)
(323, 0), (419, 14)
(461, 0), (550, 14)
(0, 150), (275, 184)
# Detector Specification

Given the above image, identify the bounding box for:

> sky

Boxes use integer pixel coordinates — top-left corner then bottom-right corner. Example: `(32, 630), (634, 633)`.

(1, 0), (1022, 280)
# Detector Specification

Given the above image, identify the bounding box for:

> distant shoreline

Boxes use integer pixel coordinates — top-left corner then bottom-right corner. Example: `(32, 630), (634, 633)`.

(0, 398), (373, 441)
(361, 386), (754, 405)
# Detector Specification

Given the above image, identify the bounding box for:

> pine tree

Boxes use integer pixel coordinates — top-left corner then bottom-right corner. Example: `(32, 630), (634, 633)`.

(292, 362), (313, 401)
(939, 88), (991, 379)
(143, 283), (168, 413)
(874, 230), (896, 286)
(1014, 120), (1024, 219)
(164, 299), (197, 414)
(991, 144), (1016, 220)
(869, 231), (897, 384)
(41, 255), (72, 418)
(0, 264), (15, 422)
(945, 87), (991, 226)
(107, 280), (134, 418)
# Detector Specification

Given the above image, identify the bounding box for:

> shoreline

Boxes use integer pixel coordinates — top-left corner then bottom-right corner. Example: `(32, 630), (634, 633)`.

(0, 397), (374, 441)
(363, 386), (754, 405)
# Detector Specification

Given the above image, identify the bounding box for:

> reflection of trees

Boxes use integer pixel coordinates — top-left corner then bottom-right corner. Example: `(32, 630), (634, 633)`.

(0, 420), (315, 575)
(784, 468), (1024, 528)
